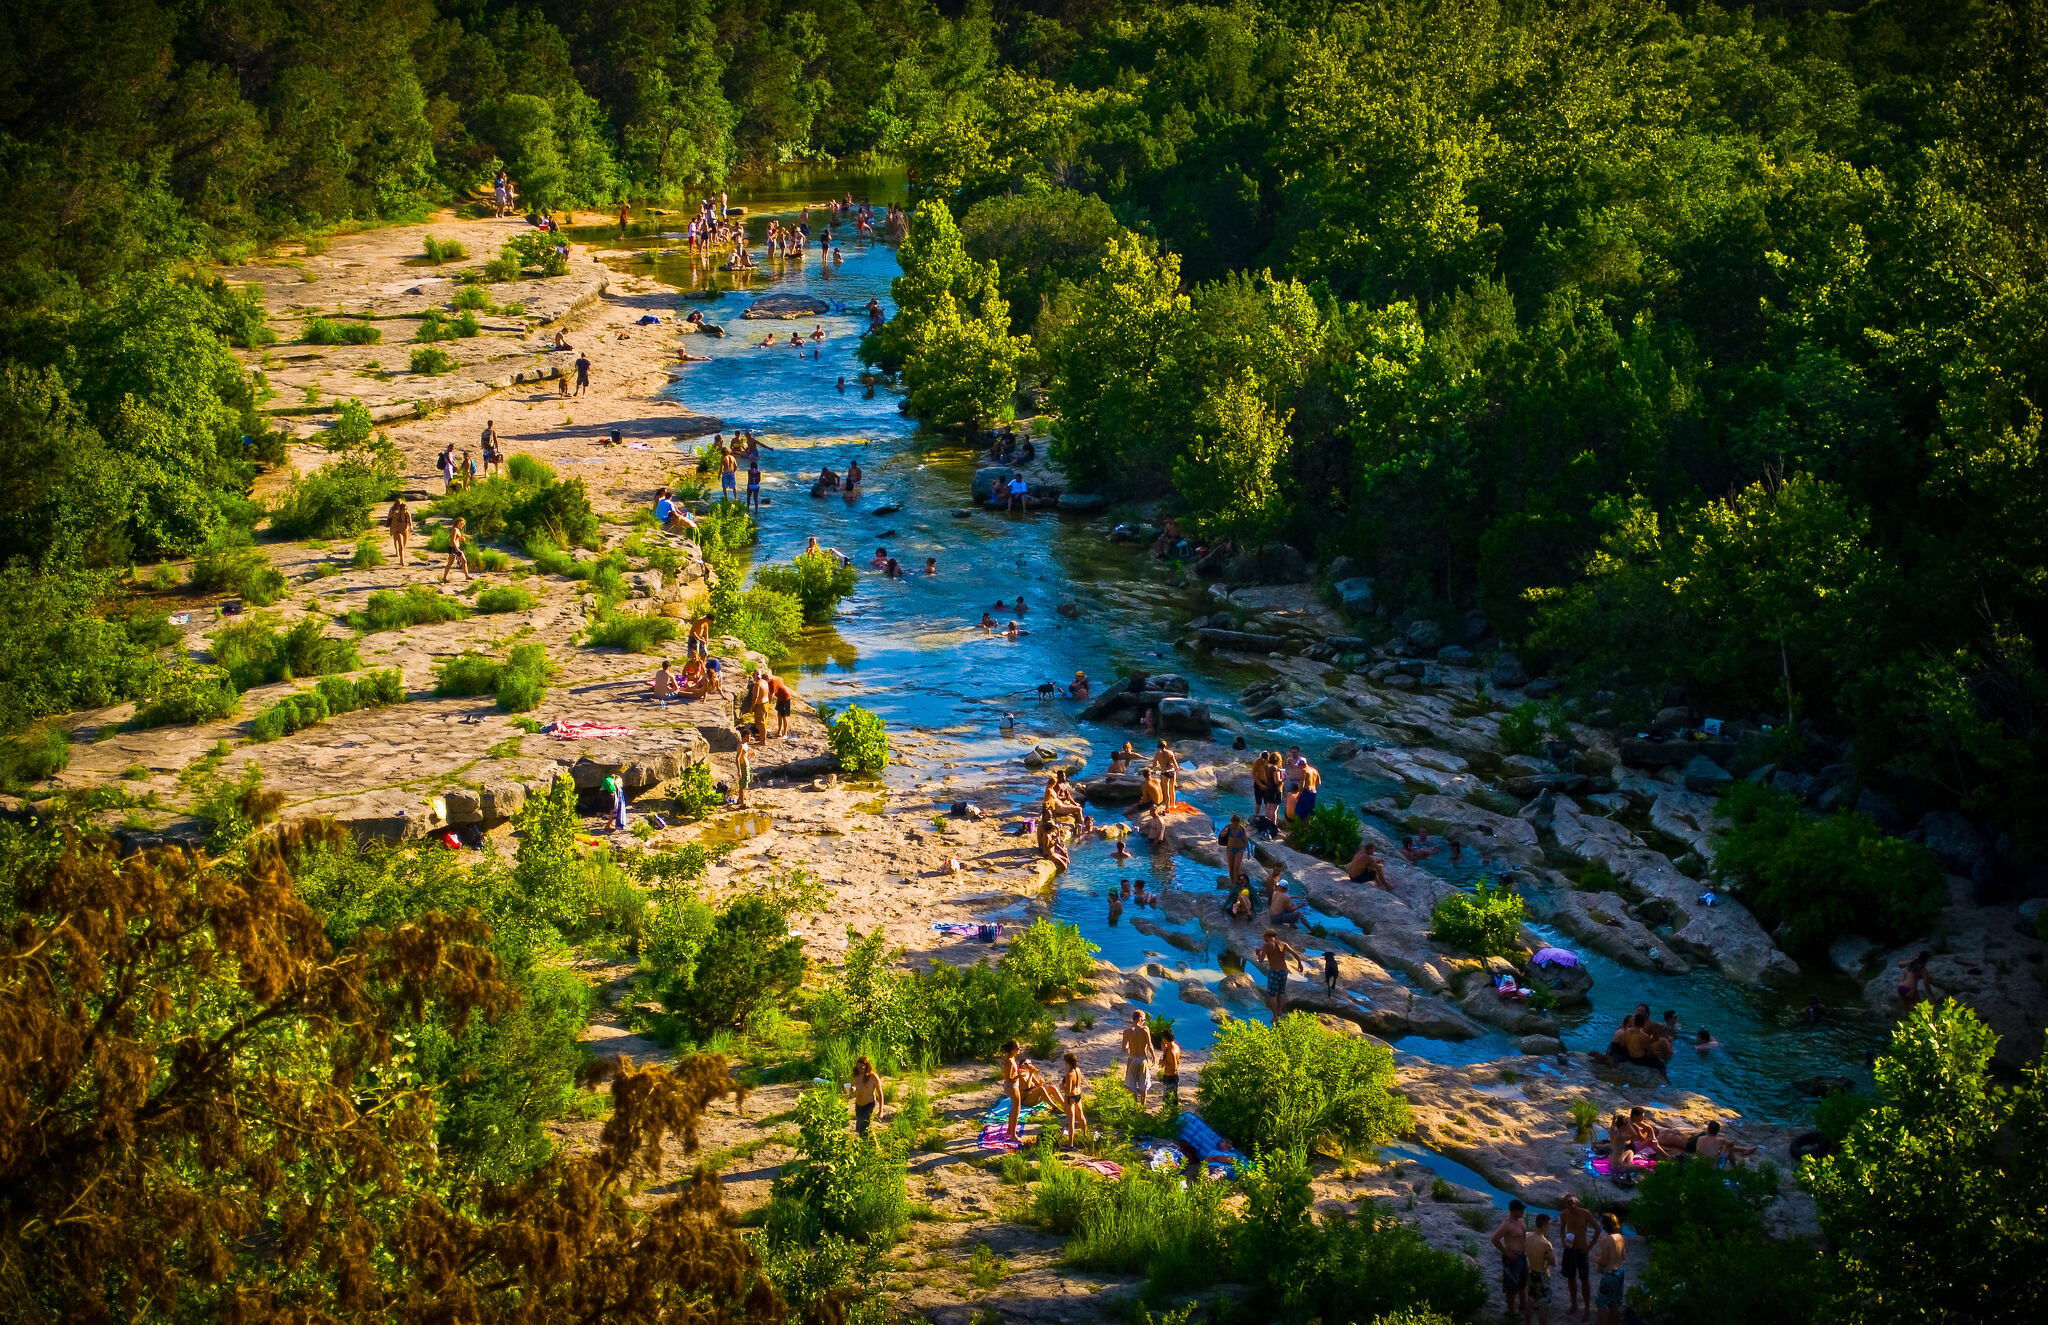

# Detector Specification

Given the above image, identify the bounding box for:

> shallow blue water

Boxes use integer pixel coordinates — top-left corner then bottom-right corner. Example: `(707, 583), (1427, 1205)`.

(621, 173), (1880, 1124)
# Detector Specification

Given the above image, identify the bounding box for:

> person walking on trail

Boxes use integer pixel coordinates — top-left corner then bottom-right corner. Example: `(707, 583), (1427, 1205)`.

(1255, 928), (1305, 1013)
(735, 731), (754, 808)
(851, 1055), (885, 1136)
(441, 517), (472, 584)
(1120, 1010), (1155, 1108)
(482, 421), (501, 475)
(574, 352), (591, 396)
(386, 497), (411, 568)
(603, 771), (627, 831)
(1491, 1198), (1530, 1318)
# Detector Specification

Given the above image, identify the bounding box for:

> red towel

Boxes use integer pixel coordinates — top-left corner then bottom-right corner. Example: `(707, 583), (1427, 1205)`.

(549, 719), (634, 741)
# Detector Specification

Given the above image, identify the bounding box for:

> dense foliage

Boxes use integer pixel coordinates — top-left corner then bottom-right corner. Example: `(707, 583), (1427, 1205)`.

(999, 916), (1099, 1000)
(1712, 781), (1947, 953)
(1428, 879), (1527, 959)
(826, 704), (891, 774)
(1196, 1012), (1411, 1155)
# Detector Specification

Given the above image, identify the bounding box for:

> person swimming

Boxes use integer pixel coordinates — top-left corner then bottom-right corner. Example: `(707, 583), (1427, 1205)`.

(977, 612), (997, 633)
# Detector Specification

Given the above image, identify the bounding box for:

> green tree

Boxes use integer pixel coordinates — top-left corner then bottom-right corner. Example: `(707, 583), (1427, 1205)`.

(1803, 999), (2048, 1322)
(1196, 1012), (1411, 1155)
(1175, 371), (1294, 546)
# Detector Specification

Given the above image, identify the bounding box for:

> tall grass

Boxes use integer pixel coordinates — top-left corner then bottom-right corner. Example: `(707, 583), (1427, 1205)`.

(347, 585), (470, 633)
(1059, 1167), (1231, 1292)
(422, 235), (468, 262)
(304, 318), (380, 345)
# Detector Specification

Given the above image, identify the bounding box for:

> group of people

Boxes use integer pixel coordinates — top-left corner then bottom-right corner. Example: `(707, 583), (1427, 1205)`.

(868, 546), (936, 579)
(1601, 1103), (1758, 1170)
(811, 456), (862, 499)
(1492, 1195), (1628, 1324)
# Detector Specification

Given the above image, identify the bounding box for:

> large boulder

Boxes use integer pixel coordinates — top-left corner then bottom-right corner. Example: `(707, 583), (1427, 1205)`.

(1197, 627), (1286, 652)
(1057, 492), (1108, 513)
(1155, 697), (1212, 734)
(1913, 810), (1989, 873)
(971, 466), (1020, 503)
(1682, 755), (1734, 794)
(741, 292), (831, 319)
(1077, 773), (1148, 805)
(1334, 576), (1377, 617)
(1491, 652), (1529, 688)
(1403, 619), (1447, 651)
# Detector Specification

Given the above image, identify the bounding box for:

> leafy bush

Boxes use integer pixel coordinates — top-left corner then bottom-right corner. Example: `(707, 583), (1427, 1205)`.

(474, 584), (534, 613)
(765, 1086), (912, 1246)
(1712, 781), (1945, 955)
(650, 892), (809, 1040)
(133, 664), (242, 729)
(1290, 798), (1360, 861)
(483, 255), (520, 282)
(303, 318), (381, 345)
(191, 542), (286, 606)
(433, 642), (550, 712)
(207, 278), (275, 347)
(250, 688), (329, 742)
(416, 308), (482, 342)
(719, 584), (805, 659)
(1233, 1148), (1486, 1324)
(451, 285), (492, 311)
(429, 476), (521, 538)
(502, 231), (568, 276)
(506, 453), (554, 487)
(1000, 917), (1099, 1001)
(585, 609), (674, 655)
(755, 549), (857, 623)
(1813, 1089), (1878, 1143)
(269, 460), (398, 539)
(827, 704), (889, 773)
(410, 346), (457, 374)
(1195, 1012), (1411, 1155)
(0, 726), (71, 789)
(670, 761), (719, 820)
(1497, 702), (1543, 755)
(1631, 1154), (1784, 1242)
(507, 476), (601, 551)
(897, 959), (1048, 1063)
(350, 537), (382, 569)
(1428, 879), (1525, 958)
(347, 585), (470, 632)
(211, 615), (361, 690)
(316, 669), (405, 712)
(422, 235), (468, 262)
(1628, 1136), (1823, 1325)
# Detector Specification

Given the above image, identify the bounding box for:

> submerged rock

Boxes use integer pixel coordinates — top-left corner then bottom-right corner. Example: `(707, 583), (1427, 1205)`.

(741, 292), (831, 319)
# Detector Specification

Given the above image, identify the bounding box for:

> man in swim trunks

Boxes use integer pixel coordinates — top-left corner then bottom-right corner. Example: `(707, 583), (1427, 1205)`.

(762, 672), (795, 738)
(1490, 1199), (1530, 1317)
(1527, 1213), (1557, 1325)
(1592, 1214), (1626, 1325)
(1255, 929), (1305, 1013)
(1120, 1010), (1154, 1107)
(1559, 1195), (1595, 1315)
(1291, 759), (1321, 820)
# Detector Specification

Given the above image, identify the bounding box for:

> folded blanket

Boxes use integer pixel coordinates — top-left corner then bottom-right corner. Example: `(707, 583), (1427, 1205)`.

(548, 719), (634, 741)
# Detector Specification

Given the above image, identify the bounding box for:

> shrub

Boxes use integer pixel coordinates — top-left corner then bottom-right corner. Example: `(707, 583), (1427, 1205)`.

(897, 959), (1047, 1063)
(1195, 1012), (1411, 1156)
(1712, 781), (1945, 955)
(0, 726), (71, 789)
(765, 1086), (912, 1246)
(755, 548), (857, 623)
(506, 475), (601, 551)
(1290, 798), (1361, 861)
(1233, 1148), (1486, 1324)
(417, 308), (482, 342)
(719, 585), (805, 659)
(483, 255), (520, 282)
(1630, 1154), (1784, 1242)
(429, 475), (522, 538)
(671, 761), (720, 820)
(827, 705), (889, 774)
(134, 664), (242, 729)
(250, 689), (329, 742)
(1429, 879), (1525, 958)
(191, 543), (286, 606)
(1497, 702), (1542, 755)
(350, 537), (383, 569)
(1813, 1089), (1878, 1143)
(660, 894), (808, 1039)
(304, 318), (381, 345)
(347, 585), (470, 632)
(1061, 1166), (1232, 1294)
(474, 585), (535, 613)
(422, 235), (468, 262)
(1000, 917), (1099, 1001)
(410, 346), (457, 375)
(506, 453), (555, 487)
(211, 615), (361, 690)
(451, 285), (492, 311)
(316, 669), (406, 713)
(502, 231), (568, 276)
(435, 653), (504, 697)
(269, 460), (398, 539)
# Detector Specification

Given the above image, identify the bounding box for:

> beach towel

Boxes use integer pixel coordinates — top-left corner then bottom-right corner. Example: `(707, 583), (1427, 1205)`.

(547, 719), (634, 741)
(977, 1123), (1026, 1153)
(932, 921), (1000, 941)
(983, 1099), (1051, 1124)
(1532, 947), (1579, 969)
(1176, 1113), (1250, 1177)
(1067, 1158), (1124, 1179)
(628, 442), (654, 450)
(1584, 1150), (1654, 1178)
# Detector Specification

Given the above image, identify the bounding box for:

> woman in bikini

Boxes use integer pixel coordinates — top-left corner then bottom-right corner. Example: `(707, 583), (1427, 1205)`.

(1151, 741), (1179, 812)
(1000, 1040), (1026, 1143)
(1220, 813), (1251, 885)
(1061, 1053), (1088, 1144)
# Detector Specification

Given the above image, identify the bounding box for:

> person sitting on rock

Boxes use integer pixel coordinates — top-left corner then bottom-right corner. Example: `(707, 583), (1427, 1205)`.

(1268, 886), (1303, 926)
(1687, 1120), (1757, 1166)
(652, 659), (680, 706)
(1035, 815), (1069, 870)
(1346, 841), (1392, 889)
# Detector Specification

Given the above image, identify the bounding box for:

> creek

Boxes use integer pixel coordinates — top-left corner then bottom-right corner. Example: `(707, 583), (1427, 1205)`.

(576, 171), (1878, 1127)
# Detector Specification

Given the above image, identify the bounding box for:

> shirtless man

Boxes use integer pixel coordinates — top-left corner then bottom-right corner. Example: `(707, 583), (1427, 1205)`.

(1291, 759), (1322, 820)
(1490, 1199), (1530, 1317)
(652, 659), (679, 707)
(763, 672), (796, 738)
(1255, 929), (1306, 1012)
(441, 517), (472, 584)
(387, 497), (412, 568)
(1151, 741), (1179, 811)
(1120, 1010), (1155, 1108)
(1345, 840), (1391, 889)
(1526, 1213), (1558, 1325)
(1689, 1120), (1757, 1166)
(1591, 1214), (1626, 1325)
(1559, 1195), (1595, 1317)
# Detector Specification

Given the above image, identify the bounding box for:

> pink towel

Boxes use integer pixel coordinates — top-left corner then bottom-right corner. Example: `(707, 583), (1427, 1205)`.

(977, 1123), (1026, 1153)
(548, 719), (634, 741)
(1067, 1158), (1123, 1179)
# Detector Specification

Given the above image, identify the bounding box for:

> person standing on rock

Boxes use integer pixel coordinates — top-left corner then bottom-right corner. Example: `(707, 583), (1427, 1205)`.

(1120, 1011), (1155, 1108)
(1255, 929), (1305, 1013)
(1156, 1029), (1182, 1108)
(1220, 812), (1250, 885)
(1290, 760), (1321, 821)
(574, 352), (591, 396)
(746, 451), (762, 512)
(1559, 1194), (1595, 1316)
(386, 497), (412, 569)
(1526, 1213), (1557, 1325)
(745, 669), (769, 741)
(1151, 741), (1179, 812)
(720, 445), (738, 501)
(603, 771), (626, 831)
(1491, 1199), (1531, 1318)
(762, 672), (795, 739)
(481, 421), (501, 476)
(1000, 1041), (1027, 1144)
